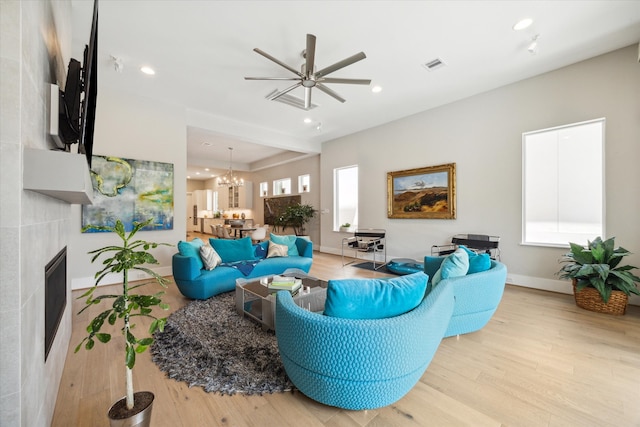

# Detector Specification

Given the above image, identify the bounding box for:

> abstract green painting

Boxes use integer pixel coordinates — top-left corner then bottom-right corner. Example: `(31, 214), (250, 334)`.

(81, 155), (174, 232)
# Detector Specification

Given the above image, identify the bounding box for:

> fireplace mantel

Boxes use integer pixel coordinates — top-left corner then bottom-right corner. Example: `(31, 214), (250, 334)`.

(23, 148), (94, 205)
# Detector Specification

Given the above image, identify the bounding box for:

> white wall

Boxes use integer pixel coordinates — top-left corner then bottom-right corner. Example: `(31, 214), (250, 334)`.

(250, 155), (321, 246)
(321, 45), (640, 303)
(68, 88), (187, 289)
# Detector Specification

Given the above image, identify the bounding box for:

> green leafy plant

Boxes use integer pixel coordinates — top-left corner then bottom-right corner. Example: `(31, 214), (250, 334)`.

(558, 236), (640, 303)
(341, 223), (351, 228)
(75, 218), (172, 411)
(280, 203), (317, 235)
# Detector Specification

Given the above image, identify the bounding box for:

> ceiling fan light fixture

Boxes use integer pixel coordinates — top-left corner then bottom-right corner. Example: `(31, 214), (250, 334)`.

(246, 34), (370, 109)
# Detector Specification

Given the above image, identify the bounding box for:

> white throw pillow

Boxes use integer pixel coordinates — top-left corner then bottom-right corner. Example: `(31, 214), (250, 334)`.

(266, 242), (289, 258)
(200, 245), (222, 270)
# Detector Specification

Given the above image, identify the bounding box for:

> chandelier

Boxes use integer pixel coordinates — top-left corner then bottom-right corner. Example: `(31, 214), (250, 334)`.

(217, 147), (244, 187)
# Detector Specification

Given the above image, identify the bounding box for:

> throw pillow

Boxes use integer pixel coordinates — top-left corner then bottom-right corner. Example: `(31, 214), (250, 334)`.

(210, 236), (254, 263)
(177, 238), (204, 270)
(199, 245), (222, 270)
(458, 245), (491, 274)
(323, 272), (428, 320)
(254, 241), (269, 259)
(266, 241), (289, 258)
(270, 233), (299, 256)
(431, 248), (469, 286)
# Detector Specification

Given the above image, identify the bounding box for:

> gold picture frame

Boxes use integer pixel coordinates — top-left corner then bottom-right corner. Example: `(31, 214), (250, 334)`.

(387, 163), (456, 219)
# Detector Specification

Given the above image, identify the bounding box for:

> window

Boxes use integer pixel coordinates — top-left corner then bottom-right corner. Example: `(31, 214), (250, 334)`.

(334, 165), (358, 231)
(273, 178), (291, 195)
(259, 182), (268, 197)
(522, 118), (604, 247)
(298, 174), (310, 193)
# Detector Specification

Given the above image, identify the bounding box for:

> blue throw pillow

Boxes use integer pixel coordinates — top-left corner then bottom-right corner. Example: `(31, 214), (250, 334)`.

(432, 248), (469, 286)
(210, 236), (254, 263)
(324, 272), (428, 319)
(254, 241), (269, 259)
(269, 233), (299, 256)
(458, 245), (491, 274)
(177, 238), (204, 270)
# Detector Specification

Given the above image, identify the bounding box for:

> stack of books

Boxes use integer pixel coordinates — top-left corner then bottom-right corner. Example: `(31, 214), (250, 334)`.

(268, 275), (302, 294)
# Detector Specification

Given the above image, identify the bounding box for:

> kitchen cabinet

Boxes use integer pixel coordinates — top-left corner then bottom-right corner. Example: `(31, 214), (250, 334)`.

(218, 182), (253, 209)
(194, 189), (213, 212)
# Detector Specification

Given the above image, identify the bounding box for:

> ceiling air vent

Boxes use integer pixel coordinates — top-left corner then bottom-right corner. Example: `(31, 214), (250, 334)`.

(265, 90), (318, 111)
(422, 58), (446, 71)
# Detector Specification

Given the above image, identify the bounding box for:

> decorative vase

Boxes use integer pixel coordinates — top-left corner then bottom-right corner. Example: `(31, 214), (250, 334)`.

(572, 280), (628, 315)
(108, 391), (154, 427)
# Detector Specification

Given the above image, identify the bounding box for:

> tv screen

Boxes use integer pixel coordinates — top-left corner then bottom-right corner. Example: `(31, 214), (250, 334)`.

(78, 0), (98, 168)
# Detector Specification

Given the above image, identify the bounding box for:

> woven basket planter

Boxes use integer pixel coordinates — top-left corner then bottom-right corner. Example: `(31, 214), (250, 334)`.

(572, 279), (628, 315)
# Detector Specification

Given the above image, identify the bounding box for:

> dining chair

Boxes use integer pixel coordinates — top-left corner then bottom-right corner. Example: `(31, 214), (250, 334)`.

(250, 225), (268, 243)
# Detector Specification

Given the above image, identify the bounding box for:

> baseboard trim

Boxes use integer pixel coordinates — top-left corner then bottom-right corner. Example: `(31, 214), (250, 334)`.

(319, 248), (639, 306)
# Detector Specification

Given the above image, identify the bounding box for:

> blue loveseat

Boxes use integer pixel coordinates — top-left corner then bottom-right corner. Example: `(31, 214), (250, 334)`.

(275, 251), (507, 410)
(424, 252), (507, 337)
(172, 236), (313, 299)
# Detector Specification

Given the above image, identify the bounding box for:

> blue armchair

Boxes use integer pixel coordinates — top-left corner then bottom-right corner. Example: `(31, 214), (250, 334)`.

(275, 282), (455, 410)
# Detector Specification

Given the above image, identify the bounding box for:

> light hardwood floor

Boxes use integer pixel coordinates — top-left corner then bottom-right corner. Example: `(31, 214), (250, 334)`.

(52, 235), (640, 426)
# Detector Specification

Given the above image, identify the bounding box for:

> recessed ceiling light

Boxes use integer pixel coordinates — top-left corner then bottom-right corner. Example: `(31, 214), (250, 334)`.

(371, 85), (382, 93)
(304, 118), (312, 124)
(140, 66), (156, 75)
(195, 171), (200, 175)
(187, 175), (191, 179)
(513, 18), (533, 31)
(204, 168), (210, 172)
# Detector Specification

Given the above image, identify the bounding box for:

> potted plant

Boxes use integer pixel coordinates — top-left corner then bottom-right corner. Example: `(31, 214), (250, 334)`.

(75, 218), (171, 426)
(281, 203), (317, 235)
(557, 236), (640, 315)
(339, 223), (351, 233)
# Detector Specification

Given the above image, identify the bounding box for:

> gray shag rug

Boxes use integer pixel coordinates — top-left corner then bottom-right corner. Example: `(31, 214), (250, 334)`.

(151, 291), (293, 395)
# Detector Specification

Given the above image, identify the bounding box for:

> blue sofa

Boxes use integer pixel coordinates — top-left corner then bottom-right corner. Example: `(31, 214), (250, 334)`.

(275, 253), (507, 410)
(172, 236), (313, 299)
(275, 274), (455, 410)
(424, 255), (507, 337)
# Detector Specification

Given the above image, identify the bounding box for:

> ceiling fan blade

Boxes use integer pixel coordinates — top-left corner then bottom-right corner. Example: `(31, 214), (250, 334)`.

(253, 48), (303, 77)
(305, 34), (316, 78)
(304, 87), (312, 109)
(267, 82), (302, 101)
(315, 52), (367, 79)
(316, 83), (346, 103)
(320, 77), (371, 85)
(245, 77), (302, 81)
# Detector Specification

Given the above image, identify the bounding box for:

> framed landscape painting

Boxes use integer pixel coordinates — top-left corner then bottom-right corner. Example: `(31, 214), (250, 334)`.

(387, 163), (456, 219)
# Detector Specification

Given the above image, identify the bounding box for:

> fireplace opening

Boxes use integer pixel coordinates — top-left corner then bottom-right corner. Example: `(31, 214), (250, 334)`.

(45, 246), (67, 361)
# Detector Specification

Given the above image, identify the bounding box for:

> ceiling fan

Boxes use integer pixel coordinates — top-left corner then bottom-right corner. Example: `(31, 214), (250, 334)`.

(245, 34), (371, 110)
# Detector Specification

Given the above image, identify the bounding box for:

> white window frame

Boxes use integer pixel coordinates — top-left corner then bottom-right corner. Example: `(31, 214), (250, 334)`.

(259, 182), (268, 197)
(334, 165), (358, 231)
(522, 118), (605, 247)
(273, 178), (291, 195)
(298, 174), (310, 193)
